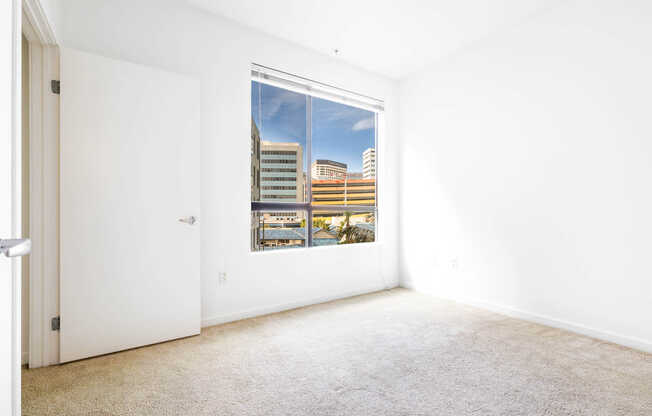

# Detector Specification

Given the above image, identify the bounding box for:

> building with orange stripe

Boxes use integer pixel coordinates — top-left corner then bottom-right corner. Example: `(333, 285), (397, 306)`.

(311, 178), (376, 208)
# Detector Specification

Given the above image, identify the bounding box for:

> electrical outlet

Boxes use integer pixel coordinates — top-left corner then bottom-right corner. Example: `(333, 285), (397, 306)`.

(218, 272), (227, 285)
(450, 258), (459, 270)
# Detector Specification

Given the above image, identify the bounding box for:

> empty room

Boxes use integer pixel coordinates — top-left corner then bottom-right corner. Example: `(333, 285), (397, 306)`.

(2, 0), (651, 415)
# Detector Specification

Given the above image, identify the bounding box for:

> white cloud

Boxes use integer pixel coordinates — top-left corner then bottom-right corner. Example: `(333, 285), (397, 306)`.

(262, 90), (304, 119)
(352, 117), (374, 131)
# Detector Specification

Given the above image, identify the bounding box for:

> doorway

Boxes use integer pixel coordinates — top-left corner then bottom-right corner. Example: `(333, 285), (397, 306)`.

(22, 2), (60, 370)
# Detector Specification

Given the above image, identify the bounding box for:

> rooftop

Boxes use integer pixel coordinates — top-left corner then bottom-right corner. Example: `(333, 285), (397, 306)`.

(313, 160), (347, 169)
(312, 178), (375, 185)
(259, 225), (375, 241)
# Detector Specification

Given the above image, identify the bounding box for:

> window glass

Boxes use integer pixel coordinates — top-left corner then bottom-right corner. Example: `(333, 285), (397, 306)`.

(251, 82), (307, 205)
(252, 210), (308, 251)
(251, 76), (378, 252)
(311, 210), (376, 246)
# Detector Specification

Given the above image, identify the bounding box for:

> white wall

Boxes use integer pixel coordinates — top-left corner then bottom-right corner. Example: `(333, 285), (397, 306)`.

(60, 0), (399, 326)
(400, 0), (652, 352)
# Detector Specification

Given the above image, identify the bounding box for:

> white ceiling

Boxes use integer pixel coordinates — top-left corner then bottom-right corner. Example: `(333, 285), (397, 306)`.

(184, 0), (556, 79)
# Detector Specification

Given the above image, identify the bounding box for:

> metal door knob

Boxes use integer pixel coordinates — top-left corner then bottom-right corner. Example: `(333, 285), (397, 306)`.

(178, 216), (198, 225)
(1, 238), (32, 257)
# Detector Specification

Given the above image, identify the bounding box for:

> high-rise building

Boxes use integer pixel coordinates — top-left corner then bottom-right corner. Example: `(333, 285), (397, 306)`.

(311, 159), (347, 180)
(363, 148), (376, 179)
(261, 141), (304, 202)
(251, 119), (261, 250)
(260, 141), (304, 224)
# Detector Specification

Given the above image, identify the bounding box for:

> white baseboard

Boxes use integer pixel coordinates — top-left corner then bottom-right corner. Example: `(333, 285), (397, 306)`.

(22, 351), (28, 365)
(201, 284), (393, 328)
(401, 282), (652, 354)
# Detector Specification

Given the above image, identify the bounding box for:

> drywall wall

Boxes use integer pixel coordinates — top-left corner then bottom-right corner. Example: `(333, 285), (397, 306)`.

(400, 0), (652, 351)
(59, 0), (399, 327)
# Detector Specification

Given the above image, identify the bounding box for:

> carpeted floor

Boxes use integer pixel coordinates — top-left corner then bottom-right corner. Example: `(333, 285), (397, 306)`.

(23, 289), (652, 415)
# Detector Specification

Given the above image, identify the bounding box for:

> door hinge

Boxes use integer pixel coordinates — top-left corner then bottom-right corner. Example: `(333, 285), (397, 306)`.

(51, 316), (60, 331)
(51, 80), (60, 94)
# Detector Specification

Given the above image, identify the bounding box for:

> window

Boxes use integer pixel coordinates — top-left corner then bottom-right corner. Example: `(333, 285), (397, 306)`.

(250, 65), (382, 252)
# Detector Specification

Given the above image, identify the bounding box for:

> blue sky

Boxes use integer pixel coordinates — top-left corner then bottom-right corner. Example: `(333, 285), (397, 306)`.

(251, 81), (375, 172)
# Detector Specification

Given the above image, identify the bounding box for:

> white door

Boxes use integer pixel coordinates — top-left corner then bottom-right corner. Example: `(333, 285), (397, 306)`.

(59, 48), (200, 363)
(2, 0), (22, 413)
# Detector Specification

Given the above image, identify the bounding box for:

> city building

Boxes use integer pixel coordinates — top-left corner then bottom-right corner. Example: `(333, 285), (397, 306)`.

(250, 119), (261, 250)
(363, 148), (376, 179)
(251, 119), (261, 201)
(260, 141), (304, 202)
(311, 178), (376, 207)
(258, 227), (306, 249)
(260, 141), (305, 224)
(347, 172), (363, 179)
(311, 159), (347, 180)
(258, 227), (338, 249)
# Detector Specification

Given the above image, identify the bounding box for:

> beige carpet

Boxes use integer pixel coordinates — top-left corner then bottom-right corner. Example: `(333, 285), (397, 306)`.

(23, 289), (652, 415)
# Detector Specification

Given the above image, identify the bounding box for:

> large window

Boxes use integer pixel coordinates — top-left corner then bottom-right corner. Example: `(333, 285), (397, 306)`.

(250, 65), (382, 252)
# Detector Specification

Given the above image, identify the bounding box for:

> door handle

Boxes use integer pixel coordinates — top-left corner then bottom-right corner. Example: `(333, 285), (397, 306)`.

(178, 216), (198, 225)
(1, 238), (32, 257)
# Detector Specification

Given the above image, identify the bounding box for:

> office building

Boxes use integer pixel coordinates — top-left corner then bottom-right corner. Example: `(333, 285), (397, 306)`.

(311, 159), (347, 180)
(260, 141), (305, 224)
(363, 148), (376, 179)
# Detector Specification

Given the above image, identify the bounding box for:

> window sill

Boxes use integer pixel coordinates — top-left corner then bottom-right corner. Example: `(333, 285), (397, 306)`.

(250, 240), (383, 256)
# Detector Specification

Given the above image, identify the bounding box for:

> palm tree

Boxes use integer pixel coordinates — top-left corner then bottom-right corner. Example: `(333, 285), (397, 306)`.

(337, 212), (373, 244)
(313, 217), (329, 230)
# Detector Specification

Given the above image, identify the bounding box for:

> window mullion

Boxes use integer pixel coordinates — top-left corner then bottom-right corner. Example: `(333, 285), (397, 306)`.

(311, 206), (376, 213)
(306, 95), (313, 247)
(251, 202), (309, 211)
